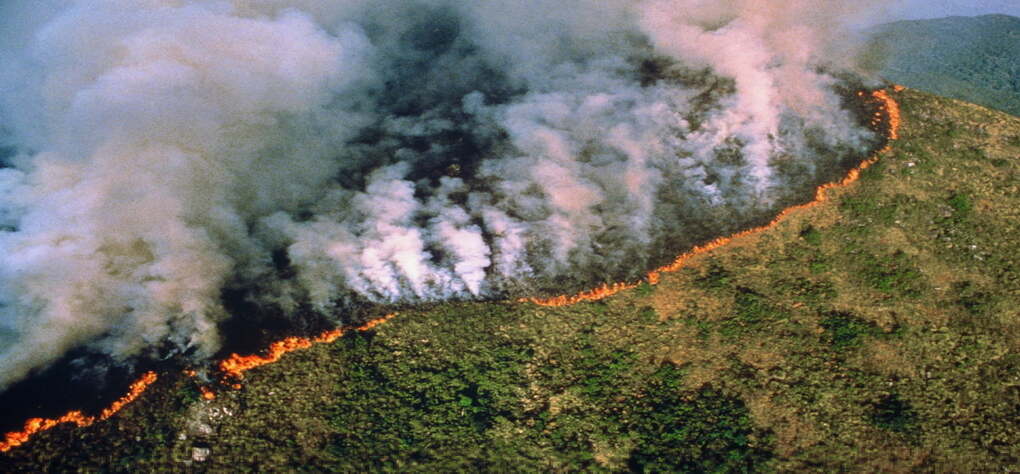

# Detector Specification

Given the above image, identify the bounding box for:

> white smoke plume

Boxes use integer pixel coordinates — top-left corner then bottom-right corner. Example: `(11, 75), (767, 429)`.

(0, 0), (880, 389)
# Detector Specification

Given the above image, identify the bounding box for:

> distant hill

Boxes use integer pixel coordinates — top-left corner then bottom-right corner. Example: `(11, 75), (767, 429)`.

(868, 14), (1020, 116)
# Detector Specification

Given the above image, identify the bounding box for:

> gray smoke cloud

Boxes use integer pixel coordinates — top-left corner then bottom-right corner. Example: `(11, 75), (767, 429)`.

(0, 0), (880, 389)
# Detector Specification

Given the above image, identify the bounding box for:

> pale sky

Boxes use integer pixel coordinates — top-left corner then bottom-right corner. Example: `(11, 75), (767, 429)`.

(888, 0), (1020, 20)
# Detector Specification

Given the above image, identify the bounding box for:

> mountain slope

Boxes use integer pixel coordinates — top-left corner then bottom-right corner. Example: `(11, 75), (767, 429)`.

(3, 87), (1020, 471)
(868, 14), (1020, 116)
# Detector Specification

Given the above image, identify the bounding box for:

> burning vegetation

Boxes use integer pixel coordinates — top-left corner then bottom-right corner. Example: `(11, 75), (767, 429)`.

(0, 86), (902, 455)
(525, 87), (902, 307)
(0, 0), (911, 459)
(0, 372), (157, 453)
(5, 84), (1020, 471)
(0, 0), (892, 397)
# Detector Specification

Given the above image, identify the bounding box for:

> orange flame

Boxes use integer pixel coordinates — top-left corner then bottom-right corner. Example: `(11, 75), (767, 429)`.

(0, 313), (399, 454)
(199, 386), (217, 401)
(218, 313), (398, 380)
(525, 88), (902, 307)
(0, 87), (903, 454)
(0, 371), (158, 453)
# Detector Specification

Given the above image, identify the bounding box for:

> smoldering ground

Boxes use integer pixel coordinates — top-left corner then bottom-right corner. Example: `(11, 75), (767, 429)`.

(0, 0), (884, 394)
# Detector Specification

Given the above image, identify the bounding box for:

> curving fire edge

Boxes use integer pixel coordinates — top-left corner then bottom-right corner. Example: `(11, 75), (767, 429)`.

(0, 86), (903, 454)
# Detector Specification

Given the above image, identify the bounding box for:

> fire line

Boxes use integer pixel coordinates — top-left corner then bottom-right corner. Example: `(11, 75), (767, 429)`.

(0, 372), (158, 453)
(0, 313), (397, 454)
(218, 313), (398, 380)
(0, 87), (902, 454)
(523, 87), (902, 307)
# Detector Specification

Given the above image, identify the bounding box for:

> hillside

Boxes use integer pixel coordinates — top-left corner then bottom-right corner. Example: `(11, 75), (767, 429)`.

(3, 87), (1020, 471)
(868, 14), (1020, 116)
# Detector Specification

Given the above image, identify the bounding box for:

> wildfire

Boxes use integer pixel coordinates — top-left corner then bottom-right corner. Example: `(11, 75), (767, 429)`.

(218, 313), (398, 380)
(0, 371), (158, 453)
(0, 313), (400, 454)
(525, 87), (903, 307)
(200, 385), (217, 401)
(0, 87), (903, 455)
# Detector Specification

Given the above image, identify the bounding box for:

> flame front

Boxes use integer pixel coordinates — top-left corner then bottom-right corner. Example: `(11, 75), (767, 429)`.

(199, 385), (217, 401)
(525, 87), (903, 307)
(0, 313), (402, 453)
(0, 371), (158, 453)
(218, 313), (398, 380)
(0, 87), (902, 455)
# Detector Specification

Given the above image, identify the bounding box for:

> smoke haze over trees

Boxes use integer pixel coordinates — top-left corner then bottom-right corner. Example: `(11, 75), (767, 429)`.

(0, 0), (881, 389)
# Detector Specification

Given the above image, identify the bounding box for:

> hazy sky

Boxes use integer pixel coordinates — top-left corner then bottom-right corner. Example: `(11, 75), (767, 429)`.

(889, 0), (1020, 20)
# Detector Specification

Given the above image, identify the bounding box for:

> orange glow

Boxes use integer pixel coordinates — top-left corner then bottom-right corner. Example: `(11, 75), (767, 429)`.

(0, 314), (403, 453)
(99, 372), (159, 421)
(219, 337), (313, 379)
(218, 313), (397, 380)
(199, 386), (216, 401)
(0, 371), (157, 453)
(525, 88), (902, 307)
(873, 89), (901, 140)
(520, 281), (641, 307)
(0, 87), (903, 454)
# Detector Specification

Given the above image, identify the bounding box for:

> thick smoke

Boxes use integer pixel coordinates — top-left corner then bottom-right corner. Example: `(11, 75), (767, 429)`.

(0, 0), (879, 389)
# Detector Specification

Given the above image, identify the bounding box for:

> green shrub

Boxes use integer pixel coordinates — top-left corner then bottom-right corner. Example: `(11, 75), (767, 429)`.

(859, 251), (925, 297)
(635, 282), (656, 297)
(695, 262), (732, 290)
(326, 331), (529, 471)
(948, 192), (973, 217)
(800, 226), (823, 245)
(821, 312), (879, 349)
(869, 394), (917, 434)
(628, 364), (773, 472)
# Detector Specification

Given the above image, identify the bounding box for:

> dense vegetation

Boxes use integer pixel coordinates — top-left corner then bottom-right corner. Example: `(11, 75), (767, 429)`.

(3, 87), (1020, 471)
(868, 14), (1020, 116)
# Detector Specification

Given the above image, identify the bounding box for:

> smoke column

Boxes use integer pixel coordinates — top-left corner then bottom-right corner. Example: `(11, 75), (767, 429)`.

(0, 0), (879, 390)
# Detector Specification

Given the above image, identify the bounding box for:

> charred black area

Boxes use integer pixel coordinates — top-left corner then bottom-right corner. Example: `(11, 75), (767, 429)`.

(215, 73), (899, 317)
(212, 286), (388, 361)
(0, 292), (399, 437)
(340, 4), (521, 192)
(836, 78), (899, 149)
(520, 81), (896, 300)
(0, 27), (900, 438)
(0, 347), (168, 435)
